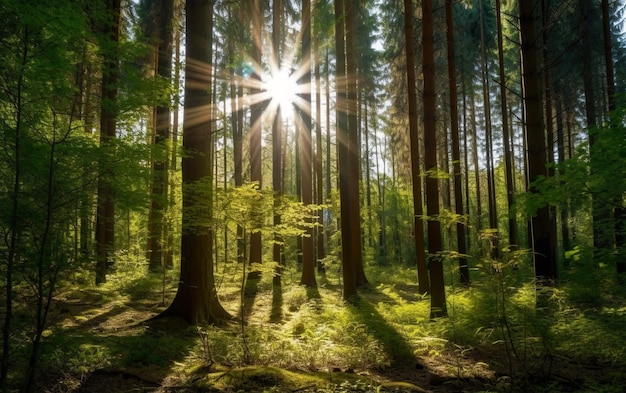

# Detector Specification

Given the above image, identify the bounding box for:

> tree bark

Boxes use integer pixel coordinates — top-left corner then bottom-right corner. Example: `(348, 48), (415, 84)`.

(300, 0), (317, 287)
(478, 0), (498, 257)
(147, 0), (174, 272)
(404, 0), (429, 294)
(95, 0), (121, 285)
(272, 0), (284, 287)
(519, 0), (557, 282)
(335, 0), (357, 299)
(422, 0), (447, 318)
(496, 0), (518, 248)
(346, 0), (367, 287)
(445, 0), (469, 284)
(158, 0), (231, 324)
(249, 0), (263, 274)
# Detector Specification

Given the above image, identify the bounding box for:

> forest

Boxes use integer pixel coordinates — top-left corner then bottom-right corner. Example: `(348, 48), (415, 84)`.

(1, 0), (626, 392)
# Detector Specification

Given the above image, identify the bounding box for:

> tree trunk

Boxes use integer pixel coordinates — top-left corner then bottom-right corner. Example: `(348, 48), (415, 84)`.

(300, 0), (317, 287)
(95, 0), (121, 285)
(470, 87), (482, 235)
(249, 0), (263, 273)
(404, 0), (429, 294)
(478, 0), (498, 257)
(346, 0), (367, 288)
(158, 0), (231, 324)
(580, 0), (611, 259)
(496, 0), (518, 248)
(272, 0), (284, 287)
(445, 0), (469, 284)
(519, 0), (557, 282)
(335, 0), (357, 299)
(422, 0), (447, 318)
(147, 0), (174, 273)
(314, 18), (326, 269)
(541, 0), (559, 275)
(601, 0), (623, 275)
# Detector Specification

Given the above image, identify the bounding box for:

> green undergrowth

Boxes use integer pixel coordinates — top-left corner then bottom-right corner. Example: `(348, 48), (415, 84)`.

(37, 259), (626, 392)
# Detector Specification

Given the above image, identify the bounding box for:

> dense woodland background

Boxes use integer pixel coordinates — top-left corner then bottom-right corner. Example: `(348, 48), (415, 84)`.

(2, 0), (626, 392)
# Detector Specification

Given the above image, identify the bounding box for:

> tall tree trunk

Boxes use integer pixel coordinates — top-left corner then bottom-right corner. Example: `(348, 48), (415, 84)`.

(462, 76), (472, 255)
(249, 0), (263, 273)
(470, 88), (482, 235)
(404, 0), (429, 294)
(272, 0), (284, 287)
(601, 0), (623, 275)
(496, 0), (518, 248)
(314, 21), (326, 268)
(95, 0), (121, 285)
(541, 0), (559, 275)
(165, 20), (182, 270)
(555, 94), (571, 260)
(519, 0), (557, 282)
(158, 0), (231, 324)
(346, 0), (367, 287)
(422, 0), (447, 318)
(335, 0), (357, 299)
(325, 47), (332, 204)
(300, 0), (317, 287)
(80, 57), (96, 258)
(445, 0), (469, 284)
(147, 0), (174, 272)
(580, 0), (610, 260)
(478, 0), (498, 256)
(365, 98), (372, 248)
(601, 0), (616, 115)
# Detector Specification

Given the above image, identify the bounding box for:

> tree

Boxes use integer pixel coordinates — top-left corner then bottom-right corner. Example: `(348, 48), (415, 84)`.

(445, 0), (469, 284)
(313, 0), (328, 268)
(158, 0), (231, 324)
(335, 0), (357, 299)
(422, 0), (447, 318)
(403, 0), (430, 294)
(272, 0), (284, 287)
(495, 0), (518, 248)
(519, 0), (557, 282)
(478, 0), (498, 252)
(95, 0), (121, 285)
(146, 0), (174, 272)
(346, 0), (368, 287)
(300, 0), (317, 287)
(249, 0), (263, 274)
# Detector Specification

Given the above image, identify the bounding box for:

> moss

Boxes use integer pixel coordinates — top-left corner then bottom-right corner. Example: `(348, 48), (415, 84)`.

(194, 366), (382, 392)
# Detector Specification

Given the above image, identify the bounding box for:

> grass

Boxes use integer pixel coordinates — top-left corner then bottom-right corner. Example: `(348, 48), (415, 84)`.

(16, 254), (626, 392)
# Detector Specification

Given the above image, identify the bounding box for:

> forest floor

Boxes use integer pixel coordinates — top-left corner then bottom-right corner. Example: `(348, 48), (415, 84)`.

(32, 264), (626, 393)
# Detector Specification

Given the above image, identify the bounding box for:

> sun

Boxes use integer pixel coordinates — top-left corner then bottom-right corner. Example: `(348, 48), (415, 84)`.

(264, 68), (299, 112)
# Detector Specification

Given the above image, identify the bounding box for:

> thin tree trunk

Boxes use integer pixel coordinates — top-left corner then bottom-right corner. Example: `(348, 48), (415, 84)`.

(249, 0), (263, 273)
(148, 0), (174, 272)
(445, 0), (469, 284)
(300, 0), (316, 287)
(404, 0), (429, 294)
(272, 0), (284, 287)
(314, 25), (326, 267)
(95, 0), (121, 285)
(470, 89), (482, 235)
(423, 0), (447, 318)
(478, 0), (498, 256)
(496, 0), (518, 248)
